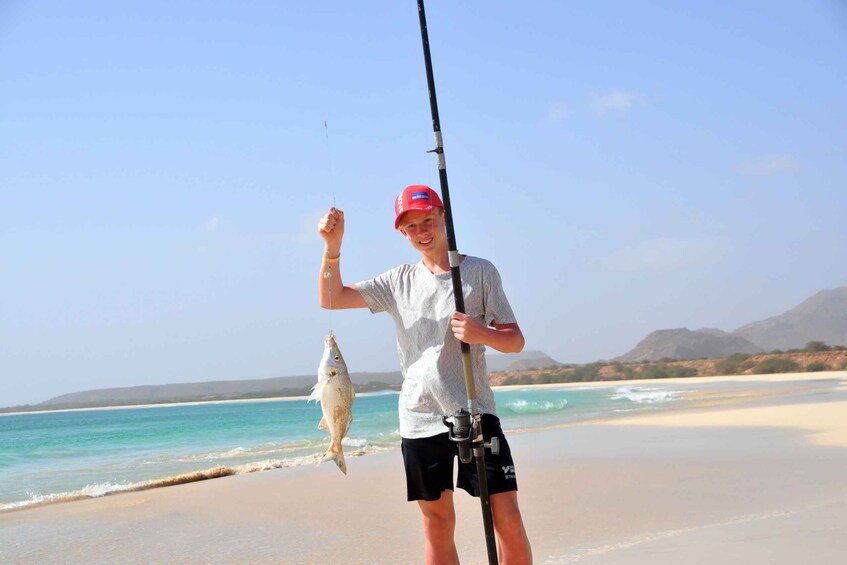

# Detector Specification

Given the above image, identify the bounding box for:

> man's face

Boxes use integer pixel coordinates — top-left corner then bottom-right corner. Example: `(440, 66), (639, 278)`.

(397, 208), (446, 253)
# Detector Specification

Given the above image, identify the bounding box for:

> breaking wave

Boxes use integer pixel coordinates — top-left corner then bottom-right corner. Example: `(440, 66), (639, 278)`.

(1, 447), (386, 513)
(174, 439), (320, 463)
(1, 384), (694, 514)
(502, 398), (569, 414)
(610, 387), (677, 404)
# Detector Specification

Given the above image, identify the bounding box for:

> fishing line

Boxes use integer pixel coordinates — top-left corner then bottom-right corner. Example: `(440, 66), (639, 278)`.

(324, 119), (332, 172)
(323, 119), (336, 332)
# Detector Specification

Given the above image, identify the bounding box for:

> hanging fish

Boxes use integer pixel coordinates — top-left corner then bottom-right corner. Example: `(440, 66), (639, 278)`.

(309, 331), (355, 474)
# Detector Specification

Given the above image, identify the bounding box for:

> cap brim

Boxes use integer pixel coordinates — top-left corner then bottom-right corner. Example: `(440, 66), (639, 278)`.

(394, 205), (434, 229)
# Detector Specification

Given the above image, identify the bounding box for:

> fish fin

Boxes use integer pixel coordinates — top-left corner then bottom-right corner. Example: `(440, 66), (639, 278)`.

(318, 416), (328, 431)
(307, 382), (322, 403)
(322, 443), (347, 475)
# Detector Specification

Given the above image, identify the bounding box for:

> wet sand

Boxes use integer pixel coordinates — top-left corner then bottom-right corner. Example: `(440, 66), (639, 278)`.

(2, 372), (846, 564)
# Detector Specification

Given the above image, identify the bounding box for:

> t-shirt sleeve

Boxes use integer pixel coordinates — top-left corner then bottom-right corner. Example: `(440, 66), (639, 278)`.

(355, 268), (399, 314)
(484, 263), (517, 326)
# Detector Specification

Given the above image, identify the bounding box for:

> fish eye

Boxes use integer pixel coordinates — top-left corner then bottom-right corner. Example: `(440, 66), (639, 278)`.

(334, 355), (340, 362)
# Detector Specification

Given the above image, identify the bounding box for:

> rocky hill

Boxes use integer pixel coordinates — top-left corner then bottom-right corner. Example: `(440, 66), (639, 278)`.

(486, 350), (562, 372)
(734, 286), (847, 351)
(615, 328), (763, 363)
(616, 286), (847, 362)
(38, 371), (404, 409)
(489, 349), (847, 387)
(18, 351), (559, 411)
(11, 286), (846, 412)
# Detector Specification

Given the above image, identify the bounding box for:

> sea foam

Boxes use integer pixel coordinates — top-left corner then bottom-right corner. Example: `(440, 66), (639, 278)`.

(503, 398), (569, 414)
(610, 387), (677, 404)
(0, 439), (397, 512)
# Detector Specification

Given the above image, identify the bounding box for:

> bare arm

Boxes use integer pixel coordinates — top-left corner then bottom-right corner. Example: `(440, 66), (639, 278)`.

(449, 313), (525, 354)
(317, 207), (368, 310)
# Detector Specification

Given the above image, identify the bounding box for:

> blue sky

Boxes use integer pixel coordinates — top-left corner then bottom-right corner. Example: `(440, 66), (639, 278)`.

(2, 1), (846, 406)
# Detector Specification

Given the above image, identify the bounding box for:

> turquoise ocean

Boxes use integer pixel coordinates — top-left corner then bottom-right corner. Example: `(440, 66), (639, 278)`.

(0, 384), (687, 511)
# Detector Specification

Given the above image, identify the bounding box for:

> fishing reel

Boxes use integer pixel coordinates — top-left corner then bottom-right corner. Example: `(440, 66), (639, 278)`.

(443, 409), (500, 464)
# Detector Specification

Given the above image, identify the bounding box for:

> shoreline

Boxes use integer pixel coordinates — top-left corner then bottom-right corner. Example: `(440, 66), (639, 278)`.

(3, 372), (845, 515)
(495, 369), (847, 390)
(3, 370), (845, 563)
(6, 370), (844, 417)
(0, 394), (313, 417)
(0, 389), (405, 417)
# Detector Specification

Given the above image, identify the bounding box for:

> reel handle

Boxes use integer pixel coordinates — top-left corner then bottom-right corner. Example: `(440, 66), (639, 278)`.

(443, 410), (500, 463)
(443, 410), (473, 463)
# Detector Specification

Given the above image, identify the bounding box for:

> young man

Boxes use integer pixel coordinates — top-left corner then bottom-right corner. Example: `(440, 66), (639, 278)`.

(317, 185), (532, 565)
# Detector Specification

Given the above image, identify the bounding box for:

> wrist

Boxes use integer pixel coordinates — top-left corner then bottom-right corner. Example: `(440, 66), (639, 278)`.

(323, 249), (341, 262)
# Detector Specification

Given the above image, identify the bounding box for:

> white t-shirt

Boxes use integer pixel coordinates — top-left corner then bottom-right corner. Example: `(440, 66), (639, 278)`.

(356, 256), (517, 439)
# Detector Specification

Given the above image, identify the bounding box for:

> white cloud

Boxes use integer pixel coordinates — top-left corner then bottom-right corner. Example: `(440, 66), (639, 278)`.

(548, 101), (570, 122)
(593, 237), (727, 273)
(734, 154), (801, 177)
(592, 91), (640, 113)
(205, 216), (221, 231)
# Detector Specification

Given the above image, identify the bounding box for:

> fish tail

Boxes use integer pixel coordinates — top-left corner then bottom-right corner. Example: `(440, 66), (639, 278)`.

(322, 442), (347, 475)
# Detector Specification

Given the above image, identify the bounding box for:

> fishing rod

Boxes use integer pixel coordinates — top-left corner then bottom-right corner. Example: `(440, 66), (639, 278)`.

(415, 1), (499, 563)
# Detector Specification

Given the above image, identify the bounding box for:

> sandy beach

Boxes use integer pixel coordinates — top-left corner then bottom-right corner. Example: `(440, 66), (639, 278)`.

(3, 372), (846, 564)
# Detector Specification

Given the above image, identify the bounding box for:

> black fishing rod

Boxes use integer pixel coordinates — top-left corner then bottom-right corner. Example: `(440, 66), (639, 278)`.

(415, 1), (499, 563)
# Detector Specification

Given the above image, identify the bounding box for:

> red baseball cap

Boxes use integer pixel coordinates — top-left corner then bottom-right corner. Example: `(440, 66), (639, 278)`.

(394, 185), (444, 229)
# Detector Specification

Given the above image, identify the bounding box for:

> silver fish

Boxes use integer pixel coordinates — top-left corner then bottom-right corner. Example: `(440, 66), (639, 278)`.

(309, 331), (355, 474)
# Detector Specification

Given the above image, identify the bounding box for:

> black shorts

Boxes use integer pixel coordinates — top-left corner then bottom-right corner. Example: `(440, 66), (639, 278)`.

(401, 413), (518, 502)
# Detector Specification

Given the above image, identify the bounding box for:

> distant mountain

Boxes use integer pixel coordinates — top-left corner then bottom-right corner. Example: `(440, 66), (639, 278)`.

(31, 350), (547, 409)
(733, 286), (847, 351)
(616, 286), (847, 361)
(486, 350), (562, 372)
(41, 371), (403, 408)
(696, 327), (734, 338)
(25, 286), (847, 410)
(615, 328), (764, 363)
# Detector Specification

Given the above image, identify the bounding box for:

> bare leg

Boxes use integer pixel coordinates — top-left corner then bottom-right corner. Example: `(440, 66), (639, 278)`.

(491, 491), (532, 564)
(417, 489), (460, 565)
